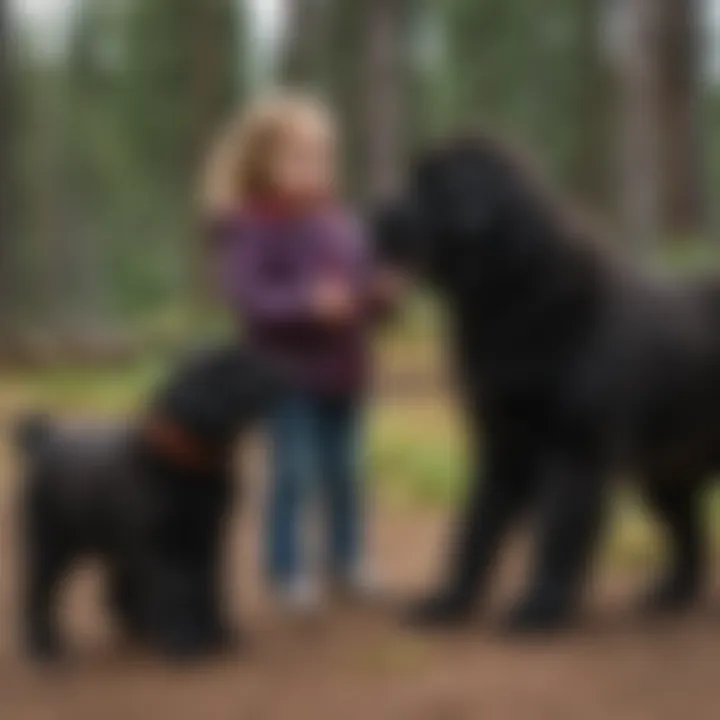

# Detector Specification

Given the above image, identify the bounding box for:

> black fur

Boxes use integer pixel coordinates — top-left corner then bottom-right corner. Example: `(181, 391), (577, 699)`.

(376, 137), (720, 633)
(15, 414), (52, 455)
(18, 344), (280, 660)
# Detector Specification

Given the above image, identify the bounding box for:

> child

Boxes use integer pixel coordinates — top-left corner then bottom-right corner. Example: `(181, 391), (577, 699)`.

(202, 92), (402, 612)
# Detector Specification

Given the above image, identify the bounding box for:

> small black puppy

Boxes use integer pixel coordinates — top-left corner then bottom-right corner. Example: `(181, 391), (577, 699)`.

(376, 136), (720, 633)
(18, 344), (280, 660)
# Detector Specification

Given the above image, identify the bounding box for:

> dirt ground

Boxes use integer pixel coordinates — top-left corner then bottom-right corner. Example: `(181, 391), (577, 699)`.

(2, 449), (720, 720)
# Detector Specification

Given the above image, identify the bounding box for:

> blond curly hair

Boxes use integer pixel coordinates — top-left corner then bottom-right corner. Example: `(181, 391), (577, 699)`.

(200, 91), (336, 217)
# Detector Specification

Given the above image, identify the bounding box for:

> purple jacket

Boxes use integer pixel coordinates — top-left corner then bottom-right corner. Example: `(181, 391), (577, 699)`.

(214, 206), (373, 397)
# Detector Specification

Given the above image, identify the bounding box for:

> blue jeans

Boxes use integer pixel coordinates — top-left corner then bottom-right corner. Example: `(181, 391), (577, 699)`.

(266, 392), (363, 584)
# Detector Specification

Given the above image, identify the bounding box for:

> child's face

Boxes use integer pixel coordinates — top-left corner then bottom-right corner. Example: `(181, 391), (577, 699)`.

(269, 112), (337, 203)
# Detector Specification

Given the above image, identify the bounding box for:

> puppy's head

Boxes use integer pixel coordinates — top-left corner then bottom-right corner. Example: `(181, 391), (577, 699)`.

(153, 343), (282, 448)
(374, 137), (520, 286)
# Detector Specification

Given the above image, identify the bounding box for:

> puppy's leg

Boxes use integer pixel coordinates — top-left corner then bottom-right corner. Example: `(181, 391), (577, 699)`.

(505, 454), (606, 633)
(143, 481), (234, 659)
(195, 519), (239, 653)
(138, 486), (206, 658)
(408, 438), (536, 627)
(25, 528), (69, 660)
(639, 480), (704, 613)
(141, 551), (194, 658)
(143, 545), (223, 659)
(109, 567), (146, 641)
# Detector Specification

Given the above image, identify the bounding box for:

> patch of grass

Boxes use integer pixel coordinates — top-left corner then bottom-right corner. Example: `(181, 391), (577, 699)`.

(0, 356), (168, 416)
(369, 392), (720, 568)
(370, 437), (467, 506)
(367, 397), (468, 506)
(603, 490), (662, 569)
(655, 238), (720, 274)
(353, 636), (433, 676)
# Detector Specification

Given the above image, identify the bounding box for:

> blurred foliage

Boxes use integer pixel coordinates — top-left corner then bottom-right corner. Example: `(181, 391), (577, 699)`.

(5, 0), (720, 353)
(15, 0), (245, 335)
(438, 0), (610, 197)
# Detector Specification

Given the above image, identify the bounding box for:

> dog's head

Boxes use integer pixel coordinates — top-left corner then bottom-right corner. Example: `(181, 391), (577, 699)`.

(374, 137), (524, 287)
(152, 343), (282, 450)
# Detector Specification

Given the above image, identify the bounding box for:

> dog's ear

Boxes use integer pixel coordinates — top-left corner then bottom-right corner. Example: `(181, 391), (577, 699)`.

(372, 200), (425, 271)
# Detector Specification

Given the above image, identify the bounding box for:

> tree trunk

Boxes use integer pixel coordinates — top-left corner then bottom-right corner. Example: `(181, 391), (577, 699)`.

(322, 0), (411, 204)
(0, 0), (18, 346)
(188, 0), (243, 306)
(655, 0), (704, 237)
(612, 0), (662, 246)
(281, 0), (330, 86)
(362, 0), (409, 203)
(324, 0), (365, 199)
(62, 5), (109, 335)
(610, 0), (704, 244)
(571, 0), (613, 213)
(190, 0), (241, 173)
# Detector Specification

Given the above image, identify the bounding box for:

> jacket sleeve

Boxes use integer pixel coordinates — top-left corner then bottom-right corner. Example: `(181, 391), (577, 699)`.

(218, 224), (319, 325)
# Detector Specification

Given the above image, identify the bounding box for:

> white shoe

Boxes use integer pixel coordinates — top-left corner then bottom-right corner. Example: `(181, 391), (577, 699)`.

(275, 577), (323, 616)
(335, 564), (385, 602)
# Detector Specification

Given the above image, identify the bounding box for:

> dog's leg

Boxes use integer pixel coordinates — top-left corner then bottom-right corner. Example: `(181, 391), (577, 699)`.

(196, 519), (239, 653)
(25, 529), (68, 660)
(142, 480), (234, 659)
(142, 546), (221, 660)
(136, 484), (205, 659)
(109, 567), (146, 641)
(408, 438), (536, 627)
(505, 453), (606, 633)
(141, 552), (192, 658)
(639, 480), (704, 613)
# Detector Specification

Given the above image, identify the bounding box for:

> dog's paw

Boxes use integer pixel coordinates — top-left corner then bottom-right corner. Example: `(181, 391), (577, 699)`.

(502, 593), (571, 636)
(637, 575), (699, 616)
(157, 632), (213, 662)
(27, 633), (62, 664)
(209, 624), (247, 655)
(405, 592), (474, 629)
(158, 626), (246, 662)
(162, 642), (210, 663)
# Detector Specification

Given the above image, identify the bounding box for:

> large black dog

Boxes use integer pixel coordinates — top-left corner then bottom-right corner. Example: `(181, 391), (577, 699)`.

(18, 344), (279, 660)
(376, 137), (720, 633)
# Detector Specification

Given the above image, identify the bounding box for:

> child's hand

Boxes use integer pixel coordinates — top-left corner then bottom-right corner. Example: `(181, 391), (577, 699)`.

(371, 268), (409, 308)
(313, 280), (356, 323)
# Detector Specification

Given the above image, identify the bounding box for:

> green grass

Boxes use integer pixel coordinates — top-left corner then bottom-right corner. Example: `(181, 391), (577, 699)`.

(367, 398), (467, 507)
(654, 237), (720, 274)
(0, 356), (167, 416)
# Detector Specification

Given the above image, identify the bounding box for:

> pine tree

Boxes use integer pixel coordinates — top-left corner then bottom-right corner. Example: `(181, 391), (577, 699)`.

(362, 0), (412, 201)
(122, 0), (245, 304)
(324, 0), (366, 198)
(280, 0), (330, 86)
(441, 0), (612, 208)
(322, 0), (411, 203)
(602, 0), (704, 242)
(655, 0), (704, 237)
(0, 0), (18, 346)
